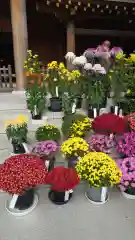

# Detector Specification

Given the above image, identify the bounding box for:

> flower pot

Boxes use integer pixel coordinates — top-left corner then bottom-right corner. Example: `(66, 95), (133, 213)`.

(48, 189), (73, 205)
(76, 98), (82, 109)
(41, 156), (56, 172)
(88, 106), (99, 118)
(49, 97), (62, 112)
(62, 113), (74, 121)
(85, 186), (108, 204)
(12, 140), (26, 154)
(31, 113), (42, 120)
(67, 157), (78, 168)
(6, 189), (38, 216)
(121, 189), (135, 200)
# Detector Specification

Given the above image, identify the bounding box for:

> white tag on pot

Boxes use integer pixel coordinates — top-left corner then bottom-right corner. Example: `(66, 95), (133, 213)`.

(93, 108), (97, 118)
(56, 86), (59, 97)
(22, 143), (30, 153)
(9, 194), (19, 209)
(72, 103), (76, 113)
(101, 187), (107, 202)
(114, 106), (118, 115)
(34, 105), (37, 115)
(119, 109), (123, 117)
(69, 189), (73, 193)
(45, 160), (50, 170)
(64, 191), (70, 201)
(110, 133), (114, 140)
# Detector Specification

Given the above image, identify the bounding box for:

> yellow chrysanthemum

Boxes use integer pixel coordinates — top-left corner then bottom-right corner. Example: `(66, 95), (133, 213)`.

(75, 152), (122, 187)
(130, 53), (135, 62)
(61, 137), (89, 158)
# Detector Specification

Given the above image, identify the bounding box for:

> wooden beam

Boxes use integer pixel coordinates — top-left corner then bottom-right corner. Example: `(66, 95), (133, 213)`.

(10, 0), (28, 90)
(75, 28), (135, 37)
(66, 22), (75, 69)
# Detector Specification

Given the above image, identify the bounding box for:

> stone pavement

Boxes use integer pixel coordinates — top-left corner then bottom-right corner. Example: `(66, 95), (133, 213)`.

(0, 93), (134, 240)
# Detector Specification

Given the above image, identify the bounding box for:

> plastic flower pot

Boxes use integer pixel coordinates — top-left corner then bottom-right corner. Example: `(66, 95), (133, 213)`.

(48, 189), (73, 205)
(6, 189), (39, 216)
(12, 140), (26, 154)
(67, 157), (78, 168)
(41, 156), (56, 172)
(85, 186), (108, 205)
(31, 112), (42, 120)
(87, 105), (100, 118)
(121, 188), (135, 200)
(76, 97), (82, 109)
(62, 113), (75, 121)
(49, 97), (62, 112)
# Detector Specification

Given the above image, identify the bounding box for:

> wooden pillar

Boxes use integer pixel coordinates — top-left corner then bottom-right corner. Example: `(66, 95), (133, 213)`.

(66, 22), (75, 70)
(10, 0), (28, 90)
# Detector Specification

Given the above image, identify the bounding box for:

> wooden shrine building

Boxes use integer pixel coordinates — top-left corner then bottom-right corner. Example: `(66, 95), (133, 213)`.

(1, 0), (135, 90)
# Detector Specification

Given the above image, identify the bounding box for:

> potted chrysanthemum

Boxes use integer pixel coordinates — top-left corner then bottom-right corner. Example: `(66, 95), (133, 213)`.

(117, 157), (135, 199)
(117, 132), (135, 157)
(127, 112), (135, 131)
(32, 140), (58, 171)
(61, 137), (89, 168)
(76, 152), (121, 204)
(46, 166), (80, 205)
(5, 115), (28, 154)
(35, 124), (61, 142)
(88, 134), (116, 154)
(0, 154), (47, 216)
(62, 113), (91, 138)
(92, 113), (127, 135)
(46, 61), (62, 112)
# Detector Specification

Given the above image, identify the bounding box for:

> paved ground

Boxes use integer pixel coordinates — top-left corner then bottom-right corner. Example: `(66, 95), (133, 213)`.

(0, 93), (135, 240)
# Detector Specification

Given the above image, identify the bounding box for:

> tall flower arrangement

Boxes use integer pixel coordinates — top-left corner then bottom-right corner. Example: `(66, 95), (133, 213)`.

(0, 154), (47, 195)
(59, 63), (82, 114)
(24, 50), (41, 74)
(24, 51), (46, 119)
(46, 61), (61, 97)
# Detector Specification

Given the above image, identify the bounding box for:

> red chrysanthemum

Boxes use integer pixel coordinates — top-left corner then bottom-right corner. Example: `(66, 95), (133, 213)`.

(45, 166), (80, 191)
(127, 112), (135, 131)
(92, 113), (127, 134)
(0, 154), (47, 195)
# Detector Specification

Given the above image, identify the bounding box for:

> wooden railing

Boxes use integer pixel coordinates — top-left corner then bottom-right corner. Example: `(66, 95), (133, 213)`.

(0, 65), (16, 92)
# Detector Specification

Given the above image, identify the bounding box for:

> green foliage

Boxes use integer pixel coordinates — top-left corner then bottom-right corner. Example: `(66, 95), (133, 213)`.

(25, 81), (46, 115)
(84, 74), (106, 107)
(6, 123), (28, 144)
(24, 50), (41, 74)
(36, 124), (61, 142)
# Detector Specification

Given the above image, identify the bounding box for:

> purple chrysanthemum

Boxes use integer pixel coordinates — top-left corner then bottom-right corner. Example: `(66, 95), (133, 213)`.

(116, 157), (135, 192)
(32, 140), (58, 156)
(117, 132), (135, 157)
(88, 134), (115, 154)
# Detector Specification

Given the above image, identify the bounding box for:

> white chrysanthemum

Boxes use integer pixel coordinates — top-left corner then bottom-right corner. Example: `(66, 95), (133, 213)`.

(92, 64), (106, 74)
(65, 52), (76, 62)
(73, 56), (87, 66)
(84, 63), (92, 71)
